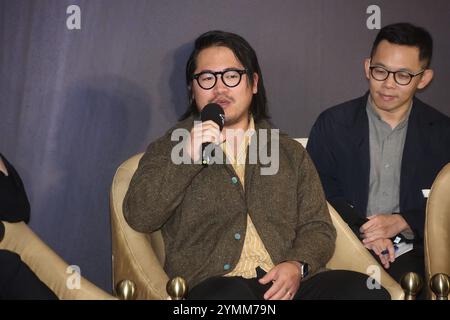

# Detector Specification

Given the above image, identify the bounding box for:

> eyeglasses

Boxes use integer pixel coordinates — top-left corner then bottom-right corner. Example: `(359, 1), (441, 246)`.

(369, 65), (425, 86)
(192, 69), (247, 90)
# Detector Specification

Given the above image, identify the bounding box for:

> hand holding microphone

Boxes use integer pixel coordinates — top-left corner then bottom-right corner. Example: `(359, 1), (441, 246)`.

(187, 103), (225, 164)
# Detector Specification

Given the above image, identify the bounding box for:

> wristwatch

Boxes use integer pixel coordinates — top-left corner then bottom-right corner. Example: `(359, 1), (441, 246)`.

(300, 261), (309, 279)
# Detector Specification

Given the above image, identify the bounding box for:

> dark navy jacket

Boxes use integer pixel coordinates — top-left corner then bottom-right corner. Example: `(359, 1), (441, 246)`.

(307, 93), (450, 242)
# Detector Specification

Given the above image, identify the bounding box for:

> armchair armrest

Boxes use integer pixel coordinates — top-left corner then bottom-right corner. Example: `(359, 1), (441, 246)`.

(0, 220), (115, 300)
(110, 155), (169, 300)
(325, 203), (404, 300)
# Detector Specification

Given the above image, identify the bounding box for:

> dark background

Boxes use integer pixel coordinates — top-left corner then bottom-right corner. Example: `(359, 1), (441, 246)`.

(1, 0), (449, 292)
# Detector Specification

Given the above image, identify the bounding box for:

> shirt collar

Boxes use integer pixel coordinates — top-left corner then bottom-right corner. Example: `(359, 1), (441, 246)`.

(366, 96), (412, 130)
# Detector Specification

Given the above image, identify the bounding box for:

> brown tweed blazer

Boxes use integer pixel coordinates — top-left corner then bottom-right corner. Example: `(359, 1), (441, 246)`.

(123, 116), (336, 288)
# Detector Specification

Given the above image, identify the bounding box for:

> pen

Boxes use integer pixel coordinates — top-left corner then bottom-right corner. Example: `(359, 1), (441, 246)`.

(381, 245), (398, 255)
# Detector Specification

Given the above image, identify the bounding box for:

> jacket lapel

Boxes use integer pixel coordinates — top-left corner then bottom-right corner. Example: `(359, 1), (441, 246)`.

(400, 98), (425, 209)
(243, 120), (272, 201)
(347, 95), (371, 214)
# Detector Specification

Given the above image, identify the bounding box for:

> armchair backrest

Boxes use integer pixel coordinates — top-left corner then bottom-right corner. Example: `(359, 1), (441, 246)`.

(425, 163), (450, 299)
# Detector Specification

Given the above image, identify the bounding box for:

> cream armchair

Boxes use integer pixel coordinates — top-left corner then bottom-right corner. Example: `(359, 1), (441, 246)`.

(110, 153), (169, 300)
(110, 149), (404, 300)
(425, 163), (450, 299)
(294, 138), (402, 299)
(0, 220), (115, 300)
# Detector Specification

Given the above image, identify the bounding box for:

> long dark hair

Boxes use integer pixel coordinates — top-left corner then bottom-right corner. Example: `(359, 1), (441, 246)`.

(180, 30), (270, 121)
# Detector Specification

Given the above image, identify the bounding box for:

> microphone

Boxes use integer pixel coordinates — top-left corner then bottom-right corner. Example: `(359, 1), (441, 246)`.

(200, 103), (225, 165)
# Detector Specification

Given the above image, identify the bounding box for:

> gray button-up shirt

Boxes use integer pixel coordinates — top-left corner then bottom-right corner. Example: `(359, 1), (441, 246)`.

(366, 98), (411, 218)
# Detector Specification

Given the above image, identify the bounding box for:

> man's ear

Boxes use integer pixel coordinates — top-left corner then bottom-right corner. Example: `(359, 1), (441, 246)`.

(364, 58), (371, 80)
(252, 73), (259, 94)
(417, 69), (434, 90)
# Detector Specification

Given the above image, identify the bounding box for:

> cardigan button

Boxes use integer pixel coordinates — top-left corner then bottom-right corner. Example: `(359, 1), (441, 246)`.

(234, 233), (241, 240)
(223, 263), (231, 271)
(231, 177), (238, 184)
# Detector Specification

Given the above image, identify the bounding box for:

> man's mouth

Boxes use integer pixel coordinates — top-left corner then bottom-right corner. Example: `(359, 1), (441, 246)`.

(213, 98), (232, 108)
(378, 92), (396, 102)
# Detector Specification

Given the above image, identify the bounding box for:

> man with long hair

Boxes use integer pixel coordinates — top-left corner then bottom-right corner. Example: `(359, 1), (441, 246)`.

(124, 30), (389, 300)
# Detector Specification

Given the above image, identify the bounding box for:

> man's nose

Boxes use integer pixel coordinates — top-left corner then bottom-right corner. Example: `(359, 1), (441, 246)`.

(213, 75), (228, 93)
(383, 72), (397, 88)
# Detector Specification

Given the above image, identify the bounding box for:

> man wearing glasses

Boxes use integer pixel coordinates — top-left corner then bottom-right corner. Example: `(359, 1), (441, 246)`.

(307, 23), (450, 295)
(124, 30), (389, 300)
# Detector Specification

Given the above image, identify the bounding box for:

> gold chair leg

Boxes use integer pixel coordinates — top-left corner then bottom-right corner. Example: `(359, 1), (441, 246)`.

(430, 273), (450, 300)
(115, 279), (137, 300)
(167, 277), (188, 300)
(400, 272), (423, 300)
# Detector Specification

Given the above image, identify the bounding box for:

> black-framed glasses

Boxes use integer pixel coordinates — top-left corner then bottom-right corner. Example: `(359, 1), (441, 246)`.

(192, 69), (247, 90)
(369, 65), (425, 86)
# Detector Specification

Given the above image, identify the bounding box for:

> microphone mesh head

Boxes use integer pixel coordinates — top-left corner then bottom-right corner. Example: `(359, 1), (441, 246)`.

(200, 103), (225, 130)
